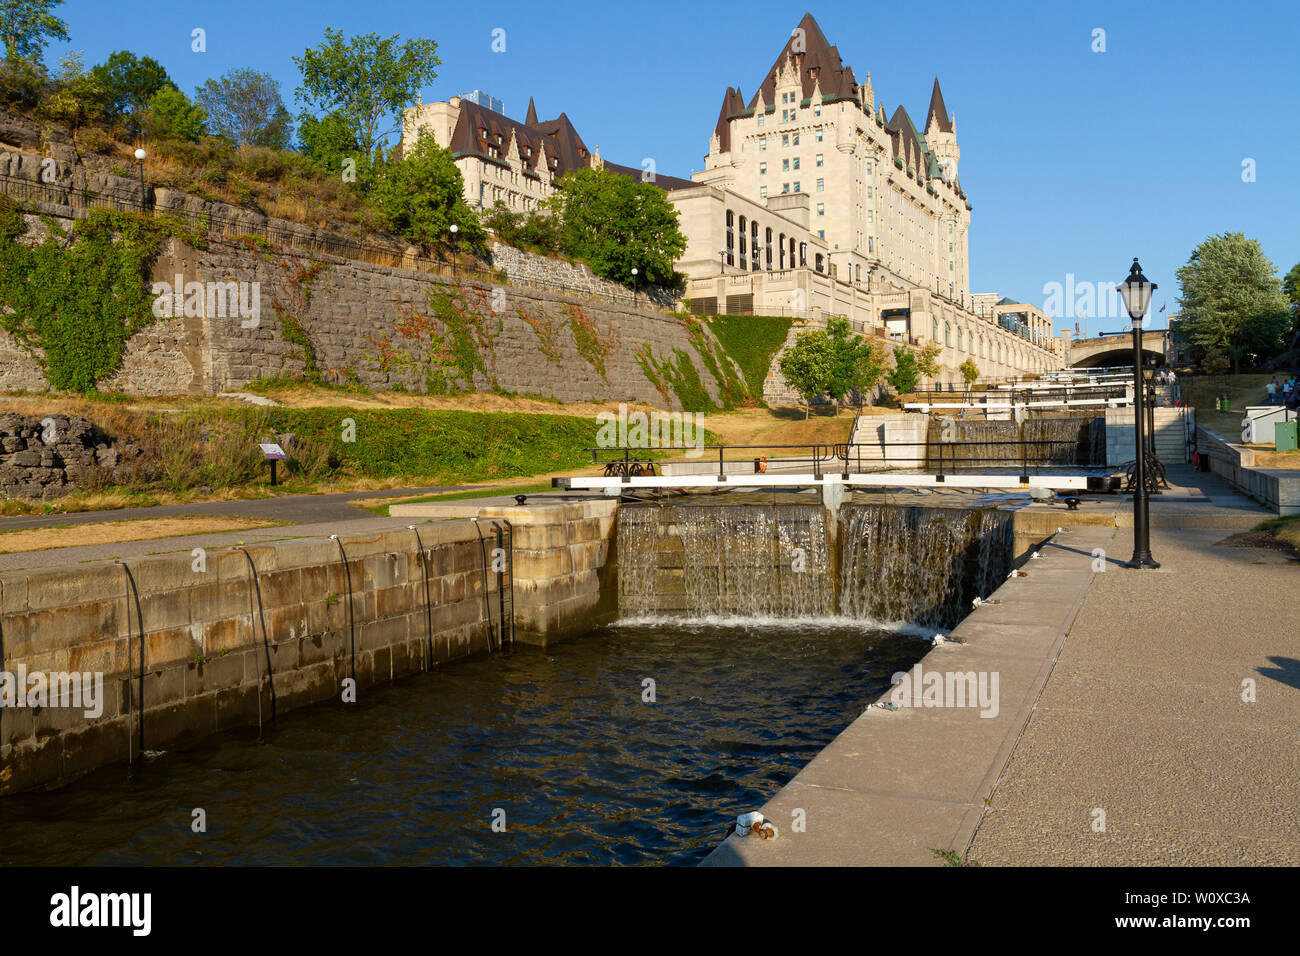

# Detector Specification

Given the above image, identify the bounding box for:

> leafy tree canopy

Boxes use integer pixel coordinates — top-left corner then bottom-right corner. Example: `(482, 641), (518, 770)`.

(91, 50), (172, 124)
(293, 27), (439, 162)
(1175, 232), (1290, 372)
(545, 165), (687, 289)
(141, 85), (206, 143)
(777, 316), (884, 415)
(298, 110), (361, 176)
(887, 346), (922, 394)
(196, 68), (292, 150)
(369, 134), (484, 252)
(39, 50), (106, 139)
(0, 0), (68, 62)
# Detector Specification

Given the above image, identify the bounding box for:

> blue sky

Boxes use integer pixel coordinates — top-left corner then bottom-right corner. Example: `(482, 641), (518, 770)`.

(54, 0), (1300, 335)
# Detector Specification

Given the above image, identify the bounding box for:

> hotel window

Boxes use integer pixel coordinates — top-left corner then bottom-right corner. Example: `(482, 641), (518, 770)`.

(782, 159), (789, 172)
(751, 220), (760, 268)
(792, 157), (800, 170)
(816, 178), (824, 191)
(816, 153), (823, 167)
(866, 161), (872, 175)
(817, 203), (825, 216)
(760, 162), (767, 174)
(781, 109), (789, 122)
(867, 186), (872, 198)
(799, 242), (807, 266)
(779, 233), (786, 268)
(818, 230), (825, 239)
(814, 105), (821, 117)
(792, 133), (800, 146)
(867, 210), (873, 222)
(738, 215), (747, 269)
(765, 228), (773, 269)
(782, 134), (790, 147)
(759, 138), (766, 151)
(868, 237), (873, 253)
(757, 115), (764, 126)
(760, 186), (767, 198)
(726, 210), (734, 265)
(793, 181), (801, 192)
(816, 130), (823, 142)
(782, 182), (790, 194)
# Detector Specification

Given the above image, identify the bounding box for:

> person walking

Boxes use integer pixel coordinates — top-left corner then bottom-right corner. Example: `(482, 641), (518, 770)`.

(1266, 377), (1279, 405)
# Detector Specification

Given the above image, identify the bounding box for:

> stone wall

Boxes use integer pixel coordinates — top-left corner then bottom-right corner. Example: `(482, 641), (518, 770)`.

(0, 141), (731, 408)
(0, 413), (148, 500)
(0, 521), (512, 795)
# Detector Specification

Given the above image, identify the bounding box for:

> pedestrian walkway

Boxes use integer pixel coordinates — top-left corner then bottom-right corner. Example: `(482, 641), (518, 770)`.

(966, 522), (1299, 865)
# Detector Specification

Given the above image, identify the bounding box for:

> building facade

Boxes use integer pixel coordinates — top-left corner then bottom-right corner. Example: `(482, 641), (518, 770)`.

(400, 13), (1067, 385)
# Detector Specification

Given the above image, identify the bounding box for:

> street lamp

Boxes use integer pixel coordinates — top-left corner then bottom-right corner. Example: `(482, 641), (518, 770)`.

(449, 223), (459, 278)
(133, 148), (146, 208)
(718, 248), (727, 274)
(1118, 257), (1159, 569)
(631, 266), (639, 306)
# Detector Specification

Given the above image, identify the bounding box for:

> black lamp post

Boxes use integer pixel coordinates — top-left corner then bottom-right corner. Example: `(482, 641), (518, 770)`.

(449, 223), (459, 278)
(631, 266), (639, 307)
(718, 248), (727, 274)
(1119, 257), (1159, 569)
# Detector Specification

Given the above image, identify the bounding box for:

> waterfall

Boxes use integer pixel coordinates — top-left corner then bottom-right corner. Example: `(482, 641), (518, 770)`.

(616, 501), (1011, 630)
(837, 504), (1011, 630)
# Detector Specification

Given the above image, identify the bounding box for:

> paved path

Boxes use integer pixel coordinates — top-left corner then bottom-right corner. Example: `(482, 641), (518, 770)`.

(967, 522), (1299, 865)
(0, 484), (478, 531)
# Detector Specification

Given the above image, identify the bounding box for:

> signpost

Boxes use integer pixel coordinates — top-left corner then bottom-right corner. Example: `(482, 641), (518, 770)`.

(259, 443), (287, 486)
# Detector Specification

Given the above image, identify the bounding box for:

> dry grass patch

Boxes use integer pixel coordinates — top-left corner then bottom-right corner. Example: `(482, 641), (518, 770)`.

(0, 516), (290, 553)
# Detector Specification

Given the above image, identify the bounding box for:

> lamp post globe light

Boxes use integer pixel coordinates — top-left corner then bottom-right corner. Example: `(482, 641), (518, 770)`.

(1118, 257), (1159, 569)
(449, 223), (459, 278)
(133, 148), (146, 202)
(718, 248), (727, 274)
(630, 267), (639, 306)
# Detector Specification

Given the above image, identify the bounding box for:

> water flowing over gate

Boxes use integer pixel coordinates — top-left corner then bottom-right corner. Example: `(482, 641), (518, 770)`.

(617, 501), (1012, 630)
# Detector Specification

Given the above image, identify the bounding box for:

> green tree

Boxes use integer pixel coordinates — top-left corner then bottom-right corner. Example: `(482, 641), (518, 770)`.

(1283, 262), (1300, 307)
(39, 51), (105, 142)
(1175, 232), (1291, 373)
(90, 50), (172, 131)
(778, 328), (834, 418)
(545, 165), (687, 288)
(298, 110), (360, 177)
(369, 134), (483, 252)
(1202, 346), (1229, 375)
(293, 28), (439, 163)
(887, 346), (922, 394)
(196, 68), (292, 150)
(140, 86), (206, 142)
(0, 52), (45, 110)
(483, 201), (563, 256)
(0, 0), (68, 62)
(960, 357), (980, 386)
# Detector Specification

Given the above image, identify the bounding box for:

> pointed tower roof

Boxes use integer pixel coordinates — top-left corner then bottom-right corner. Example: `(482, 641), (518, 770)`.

(525, 96), (538, 127)
(749, 12), (860, 109)
(926, 78), (953, 133)
(713, 85), (745, 152)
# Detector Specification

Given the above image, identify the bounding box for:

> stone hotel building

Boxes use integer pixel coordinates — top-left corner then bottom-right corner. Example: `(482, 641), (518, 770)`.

(401, 15), (1066, 385)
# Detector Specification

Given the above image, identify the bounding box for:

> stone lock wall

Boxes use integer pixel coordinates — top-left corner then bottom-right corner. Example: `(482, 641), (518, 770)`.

(0, 521), (511, 795)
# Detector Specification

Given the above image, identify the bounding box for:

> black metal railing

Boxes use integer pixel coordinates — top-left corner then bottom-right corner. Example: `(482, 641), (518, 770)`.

(584, 438), (1101, 484)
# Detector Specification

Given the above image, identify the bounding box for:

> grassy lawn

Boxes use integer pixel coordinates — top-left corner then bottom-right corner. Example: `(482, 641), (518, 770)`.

(1182, 372), (1299, 449)
(1255, 514), (1300, 552)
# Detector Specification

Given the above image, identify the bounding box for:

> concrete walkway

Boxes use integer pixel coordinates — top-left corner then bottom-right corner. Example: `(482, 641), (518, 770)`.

(967, 522), (1300, 865)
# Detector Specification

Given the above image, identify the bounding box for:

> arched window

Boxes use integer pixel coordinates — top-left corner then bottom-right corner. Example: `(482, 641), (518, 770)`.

(726, 210), (735, 265)
(738, 216), (747, 269)
(932, 318), (939, 342)
(945, 322), (952, 347)
(765, 228), (773, 269)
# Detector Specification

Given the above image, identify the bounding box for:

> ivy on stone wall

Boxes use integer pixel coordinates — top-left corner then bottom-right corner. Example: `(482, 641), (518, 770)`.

(0, 196), (203, 392)
(367, 283), (501, 394)
(565, 302), (618, 382)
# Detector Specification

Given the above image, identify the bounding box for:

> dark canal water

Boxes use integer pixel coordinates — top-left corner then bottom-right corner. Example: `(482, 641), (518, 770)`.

(0, 620), (924, 866)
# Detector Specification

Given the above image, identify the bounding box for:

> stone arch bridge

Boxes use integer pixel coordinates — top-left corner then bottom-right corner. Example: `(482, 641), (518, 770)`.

(1068, 330), (1167, 368)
